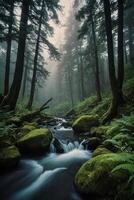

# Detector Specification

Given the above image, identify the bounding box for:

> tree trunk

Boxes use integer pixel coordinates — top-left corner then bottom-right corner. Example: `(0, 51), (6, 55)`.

(79, 44), (85, 100)
(91, 12), (102, 102)
(1, 0), (31, 110)
(128, 24), (134, 66)
(27, 0), (44, 109)
(22, 58), (29, 100)
(68, 64), (74, 107)
(124, 39), (128, 64)
(117, 0), (124, 104)
(102, 0), (119, 123)
(4, 0), (14, 96)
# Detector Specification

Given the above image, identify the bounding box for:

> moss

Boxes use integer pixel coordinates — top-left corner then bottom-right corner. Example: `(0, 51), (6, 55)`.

(75, 153), (134, 197)
(92, 147), (112, 157)
(17, 128), (52, 153)
(72, 115), (99, 134)
(21, 124), (36, 134)
(0, 146), (20, 170)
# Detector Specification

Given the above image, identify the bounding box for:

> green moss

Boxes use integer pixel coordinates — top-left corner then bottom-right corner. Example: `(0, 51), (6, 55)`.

(17, 128), (52, 153)
(75, 153), (134, 196)
(21, 124), (36, 134)
(72, 115), (99, 133)
(92, 147), (112, 157)
(0, 146), (21, 169)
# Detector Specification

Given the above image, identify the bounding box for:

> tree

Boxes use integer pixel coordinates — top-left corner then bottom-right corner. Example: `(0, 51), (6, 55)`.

(76, 0), (102, 102)
(27, 0), (60, 109)
(1, 0), (31, 109)
(102, 0), (125, 123)
(4, 0), (15, 96)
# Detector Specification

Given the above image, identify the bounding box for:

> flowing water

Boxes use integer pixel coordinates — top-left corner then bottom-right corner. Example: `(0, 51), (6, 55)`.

(0, 118), (92, 200)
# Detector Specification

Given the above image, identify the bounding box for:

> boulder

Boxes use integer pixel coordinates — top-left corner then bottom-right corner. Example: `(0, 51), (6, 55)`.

(75, 153), (134, 197)
(0, 146), (20, 170)
(92, 147), (112, 157)
(53, 138), (64, 153)
(19, 124), (36, 137)
(72, 115), (99, 134)
(17, 128), (52, 153)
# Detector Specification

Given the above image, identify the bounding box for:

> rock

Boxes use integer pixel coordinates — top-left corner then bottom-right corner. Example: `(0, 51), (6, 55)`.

(75, 153), (134, 197)
(0, 146), (20, 170)
(72, 115), (99, 134)
(92, 147), (112, 157)
(20, 124), (36, 135)
(53, 138), (64, 153)
(17, 128), (52, 154)
(87, 137), (101, 150)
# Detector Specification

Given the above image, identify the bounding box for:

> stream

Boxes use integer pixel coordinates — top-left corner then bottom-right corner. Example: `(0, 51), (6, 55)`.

(0, 118), (92, 200)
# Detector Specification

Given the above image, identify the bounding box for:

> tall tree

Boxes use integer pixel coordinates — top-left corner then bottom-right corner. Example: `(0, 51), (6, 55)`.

(117, 0), (124, 103)
(102, 0), (125, 123)
(27, 0), (45, 109)
(1, 0), (31, 109)
(76, 0), (102, 101)
(4, 0), (14, 96)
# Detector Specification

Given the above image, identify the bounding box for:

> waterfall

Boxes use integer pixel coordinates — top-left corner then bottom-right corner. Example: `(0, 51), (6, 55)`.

(50, 139), (86, 153)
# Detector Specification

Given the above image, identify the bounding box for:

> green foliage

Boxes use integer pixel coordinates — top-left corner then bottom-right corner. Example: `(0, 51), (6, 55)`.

(105, 114), (134, 152)
(75, 96), (96, 114)
(91, 97), (111, 116)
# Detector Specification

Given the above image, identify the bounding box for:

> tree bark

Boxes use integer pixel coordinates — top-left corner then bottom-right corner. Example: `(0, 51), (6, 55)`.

(91, 12), (102, 102)
(79, 44), (85, 100)
(22, 57), (29, 100)
(1, 0), (31, 110)
(102, 0), (119, 123)
(27, 0), (45, 109)
(128, 24), (134, 66)
(117, 0), (124, 104)
(4, 0), (14, 96)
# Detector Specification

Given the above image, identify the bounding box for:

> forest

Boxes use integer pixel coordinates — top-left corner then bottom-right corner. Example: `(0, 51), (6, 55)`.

(0, 0), (134, 200)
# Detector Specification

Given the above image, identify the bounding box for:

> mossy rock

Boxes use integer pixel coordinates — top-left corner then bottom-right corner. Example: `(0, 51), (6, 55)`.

(0, 146), (21, 170)
(17, 128), (52, 153)
(72, 115), (99, 134)
(21, 124), (36, 134)
(92, 147), (112, 157)
(75, 153), (134, 197)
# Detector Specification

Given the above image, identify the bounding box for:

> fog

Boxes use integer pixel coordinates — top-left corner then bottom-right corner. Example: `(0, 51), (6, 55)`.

(39, 0), (75, 105)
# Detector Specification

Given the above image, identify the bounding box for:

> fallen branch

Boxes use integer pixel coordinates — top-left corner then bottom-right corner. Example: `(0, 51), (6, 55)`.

(21, 98), (53, 122)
